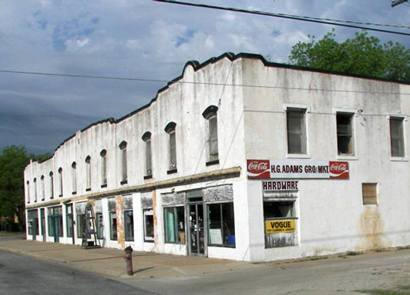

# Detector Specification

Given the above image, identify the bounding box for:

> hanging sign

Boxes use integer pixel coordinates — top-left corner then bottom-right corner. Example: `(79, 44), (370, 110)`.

(247, 159), (349, 180)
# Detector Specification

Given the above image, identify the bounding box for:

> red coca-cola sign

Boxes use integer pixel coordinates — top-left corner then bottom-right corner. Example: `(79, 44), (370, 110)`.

(247, 159), (270, 179)
(329, 161), (349, 179)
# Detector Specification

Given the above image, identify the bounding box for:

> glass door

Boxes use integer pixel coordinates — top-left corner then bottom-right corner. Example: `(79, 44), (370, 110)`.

(188, 203), (205, 256)
(40, 209), (46, 242)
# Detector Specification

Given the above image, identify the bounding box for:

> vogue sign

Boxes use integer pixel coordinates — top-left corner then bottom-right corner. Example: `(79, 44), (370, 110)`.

(247, 159), (349, 180)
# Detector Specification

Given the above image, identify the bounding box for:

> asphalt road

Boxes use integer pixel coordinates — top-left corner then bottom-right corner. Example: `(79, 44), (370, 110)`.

(0, 250), (154, 295)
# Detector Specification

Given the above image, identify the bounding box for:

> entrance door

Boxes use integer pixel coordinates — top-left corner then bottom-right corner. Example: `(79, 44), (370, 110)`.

(188, 203), (205, 256)
(40, 209), (46, 242)
(32, 219), (37, 241)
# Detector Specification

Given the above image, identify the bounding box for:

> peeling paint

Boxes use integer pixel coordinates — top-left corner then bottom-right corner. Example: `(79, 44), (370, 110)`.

(116, 196), (125, 249)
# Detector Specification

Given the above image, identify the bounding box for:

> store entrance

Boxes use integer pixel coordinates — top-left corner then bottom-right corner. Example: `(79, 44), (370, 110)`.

(188, 202), (206, 256)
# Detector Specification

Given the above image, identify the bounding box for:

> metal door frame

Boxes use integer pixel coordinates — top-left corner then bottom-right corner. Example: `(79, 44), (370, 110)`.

(186, 202), (207, 257)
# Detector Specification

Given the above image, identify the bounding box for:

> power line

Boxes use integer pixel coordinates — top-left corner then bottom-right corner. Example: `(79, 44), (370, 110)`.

(0, 68), (410, 96)
(153, 0), (410, 36)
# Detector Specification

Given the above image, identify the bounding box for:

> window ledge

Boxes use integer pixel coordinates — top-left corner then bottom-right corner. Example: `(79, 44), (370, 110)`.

(167, 168), (177, 175)
(336, 155), (358, 161)
(144, 175), (153, 180)
(286, 154), (311, 159)
(72, 191), (77, 195)
(390, 157), (408, 162)
(120, 180), (128, 185)
(101, 184), (107, 188)
(206, 159), (220, 166)
(86, 188), (91, 192)
(59, 194), (63, 198)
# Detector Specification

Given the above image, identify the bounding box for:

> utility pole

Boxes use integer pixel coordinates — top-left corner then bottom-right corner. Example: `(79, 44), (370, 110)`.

(392, 0), (408, 7)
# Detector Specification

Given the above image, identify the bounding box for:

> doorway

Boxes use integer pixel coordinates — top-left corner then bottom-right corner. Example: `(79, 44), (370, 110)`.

(188, 202), (206, 256)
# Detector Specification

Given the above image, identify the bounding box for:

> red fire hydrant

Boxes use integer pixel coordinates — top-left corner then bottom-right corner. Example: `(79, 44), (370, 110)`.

(124, 246), (133, 276)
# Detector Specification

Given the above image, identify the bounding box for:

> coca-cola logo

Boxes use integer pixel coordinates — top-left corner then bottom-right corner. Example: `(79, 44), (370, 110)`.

(248, 160), (269, 172)
(329, 161), (349, 179)
(330, 162), (347, 172)
(247, 159), (270, 179)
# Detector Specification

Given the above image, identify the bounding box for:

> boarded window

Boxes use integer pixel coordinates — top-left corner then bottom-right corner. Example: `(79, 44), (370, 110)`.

(164, 206), (185, 244)
(287, 109), (307, 154)
(362, 183), (378, 205)
(337, 113), (354, 155)
(390, 117), (405, 157)
(208, 202), (235, 247)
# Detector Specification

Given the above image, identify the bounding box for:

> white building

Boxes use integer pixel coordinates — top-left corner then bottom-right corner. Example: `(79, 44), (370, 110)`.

(24, 53), (410, 262)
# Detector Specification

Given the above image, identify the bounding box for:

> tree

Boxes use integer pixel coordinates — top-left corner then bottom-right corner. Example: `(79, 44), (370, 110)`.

(288, 30), (410, 82)
(0, 146), (50, 230)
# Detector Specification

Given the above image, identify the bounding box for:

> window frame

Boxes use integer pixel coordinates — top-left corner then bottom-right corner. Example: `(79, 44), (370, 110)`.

(58, 167), (63, 197)
(202, 105), (219, 165)
(100, 149), (108, 188)
(336, 112), (355, 156)
(119, 141), (128, 185)
(143, 208), (154, 242)
(207, 202), (236, 248)
(286, 107), (308, 156)
(71, 162), (77, 195)
(165, 122), (177, 173)
(124, 209), (134, 242)
(163, 206), (185, 244)
(142, 132), (153, 178)
(33, 178), (37, 202)
(389, 116), (406, 158)
(85, 156), (91, 191)
(49, 171), (54, 199)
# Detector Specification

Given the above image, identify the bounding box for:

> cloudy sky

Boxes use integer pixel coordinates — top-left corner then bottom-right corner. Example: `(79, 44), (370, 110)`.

(1, 0), (409, 154)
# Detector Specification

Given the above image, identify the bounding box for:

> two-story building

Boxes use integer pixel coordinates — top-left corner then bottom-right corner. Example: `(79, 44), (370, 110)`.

(24, 52), (410, 262)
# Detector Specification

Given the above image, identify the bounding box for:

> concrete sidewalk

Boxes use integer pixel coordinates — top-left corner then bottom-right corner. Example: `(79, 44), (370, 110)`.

(0, 234), (255, 280)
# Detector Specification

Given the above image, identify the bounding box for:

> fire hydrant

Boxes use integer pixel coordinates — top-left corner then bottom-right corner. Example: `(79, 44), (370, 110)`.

(124, 246), (133, 276)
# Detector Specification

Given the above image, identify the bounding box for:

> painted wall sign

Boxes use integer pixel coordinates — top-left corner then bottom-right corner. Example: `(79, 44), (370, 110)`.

(247, 159), (349, 180)
(263, 180), (299, 192)
(265, 219), (296, 234)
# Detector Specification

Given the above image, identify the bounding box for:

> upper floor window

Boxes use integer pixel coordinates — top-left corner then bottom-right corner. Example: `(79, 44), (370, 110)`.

(390, 117), (405, 158)
(26, 181), (30, 203)
(142, 132), (153, 178)
(337, 112), (354, 155)
(286, 108), (307, 154)
(58, 167), (63, 197)
(165, 122), (177, 172)
(100, 149), (107, 187)
(71, 162), (77, 194)
(85, 156), (91, 191)
(49, 171), (54, 199)
(40, 175), (45, 201)
(33, 178), (37, 202)
(119, 141), (128, 184)
(202, 105), (219, 164)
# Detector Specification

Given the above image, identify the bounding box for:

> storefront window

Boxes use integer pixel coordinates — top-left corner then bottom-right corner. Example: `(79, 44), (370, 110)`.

(143, 209), (154, 242)
(27, 209), (39, 236)
(264, 200), (297, 248)
(96, 213), (104, 239)
(75, 203), (86, 239)
(124, 210), (134, 241)
(66, 205), (73, 238)
(164, 206), (185, 244)
(48, 206), (63, 238)
(208, 202), (235, 247)
(108, 198), (117, 240)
